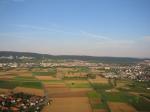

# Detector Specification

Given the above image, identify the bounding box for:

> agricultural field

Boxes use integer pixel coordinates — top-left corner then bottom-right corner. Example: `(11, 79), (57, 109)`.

(57, 66), (90, 79)
(42, 97), (92, 112)
(40, 68), (93, 112)
(89, 76), (108, 84)
(108, 102), (137, 112)
(0, 67), (150, 112)
(0, 69), (43, 96)
(65, 80), (91, 88)
(87, 91), (107, 112)
(90, 80), (150, 112)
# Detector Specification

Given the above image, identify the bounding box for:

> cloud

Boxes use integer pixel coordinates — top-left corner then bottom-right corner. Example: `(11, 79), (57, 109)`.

(14, 24), (76, 35)
(80, 31), (111, 41)
(80, 31), (134, 46)
(15, 25), (135, 48)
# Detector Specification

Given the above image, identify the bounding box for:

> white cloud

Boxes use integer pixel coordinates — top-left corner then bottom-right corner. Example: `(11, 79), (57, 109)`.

(80, 31), (111, 41)
(14, 24), (76, 35)
(1, 24), (149, 58)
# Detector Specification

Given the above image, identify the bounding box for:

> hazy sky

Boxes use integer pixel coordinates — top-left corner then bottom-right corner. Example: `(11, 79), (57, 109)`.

(0, 0), (150, 58)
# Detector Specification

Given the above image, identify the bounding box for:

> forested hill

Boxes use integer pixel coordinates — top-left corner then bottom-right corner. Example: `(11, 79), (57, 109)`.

(0, 51), (146, 64)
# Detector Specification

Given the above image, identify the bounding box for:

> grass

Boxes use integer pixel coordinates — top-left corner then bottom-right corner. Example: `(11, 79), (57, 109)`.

(105, 92), (131, 102)
(127, 81), (150, 93)
(92, 103), (106, 109)
(13, 76), (37, 81)
(60, 66), (90, 73)
(87, 91), (107, 109)
(89, 78), (150, 111)
(0, 80), (42, 89)
(87, 91), (101, 98)
(130, 95), (150, 111)
(31, 68), (57, 77)
(41, 80), (64, 83)
(0, 80), (18, 89)
(48, 67), (57, 76)
(66, 82), (91, 88)
(140, 93), (150, 99)
(105, 92), (150, 111)
(32, 72), (52, 76)
(74, 66), (90, 72)
(63, 77), (88, 80)
(20, 81), (42, 89)
(91, 83), (113, 91)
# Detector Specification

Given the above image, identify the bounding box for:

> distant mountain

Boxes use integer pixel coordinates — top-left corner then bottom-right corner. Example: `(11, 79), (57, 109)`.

(0, 51), (51, 59)
(0, 51), (146, 64)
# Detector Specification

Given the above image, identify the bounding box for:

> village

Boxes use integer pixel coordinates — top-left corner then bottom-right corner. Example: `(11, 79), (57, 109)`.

(0, 92), (46, 112)
(0, 56), (150, 82)
(0, 55), (150, 112)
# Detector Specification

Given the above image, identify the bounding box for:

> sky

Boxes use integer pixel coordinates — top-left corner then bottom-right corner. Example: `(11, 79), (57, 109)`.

(0, 0), (150, 58)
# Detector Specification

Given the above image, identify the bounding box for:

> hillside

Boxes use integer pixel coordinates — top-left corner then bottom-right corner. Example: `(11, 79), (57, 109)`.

(0, 51), (145, 64)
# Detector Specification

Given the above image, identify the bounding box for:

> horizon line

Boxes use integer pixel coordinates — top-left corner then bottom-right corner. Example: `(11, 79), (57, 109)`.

(0, 50), (149, 59)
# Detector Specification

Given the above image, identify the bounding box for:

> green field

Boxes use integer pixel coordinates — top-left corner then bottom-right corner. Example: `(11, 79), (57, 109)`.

(87, 91), (107, 109)
(48, 67), (57, 76)
(32, 68), (57, 77)
(0, 80), (42, 89)
(20, 81), (42, 89)
(66, 82), (91, 88)
(41, 80), (64, 83)
(32, 72), (52, 76)
(104, 92), (150, 111)
(0, 80), (18, 89)
(90, 79), (150, 112)
(127, 81), (150, 93)
(87, 91), (101, 98)
(13, 76), (37, 81)
(63, 77), (88, 80)
(91, 83), (113, 91)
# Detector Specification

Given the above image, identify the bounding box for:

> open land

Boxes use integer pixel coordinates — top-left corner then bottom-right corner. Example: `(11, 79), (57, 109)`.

(0, 65), (150, 112)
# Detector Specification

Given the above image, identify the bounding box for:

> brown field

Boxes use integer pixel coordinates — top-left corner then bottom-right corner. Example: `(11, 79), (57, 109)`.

(70, 88), (93, 92)
(57, 67), (73, 72)
(0, 88), (11, 94)
(7, 69), (29, 73)
(17, 72), (33, 77)
(64, 73), (87, 77)
(45, 84), (67, 88)
(13, 87), (44, 96)
(35, 76), (58, 80)
(89, 76), (108, 84)
(0, 72), (17, 76)
(31, 68), (48, 72)
(42, 97), (92, 112)
(2, 71), (33, 77)
(44, 82), (70, 97)
(47, 88), (70, 96)
(49, 91), (90, 98)
(65, 80), (89, 83)
(108, 102), (137, 112)
(0, 72), (12, 75)
(44, 82), (66, 88)
(0, 75), (15, 79)
(44, 81), (91, 97)
(89, 98), (101, 105)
